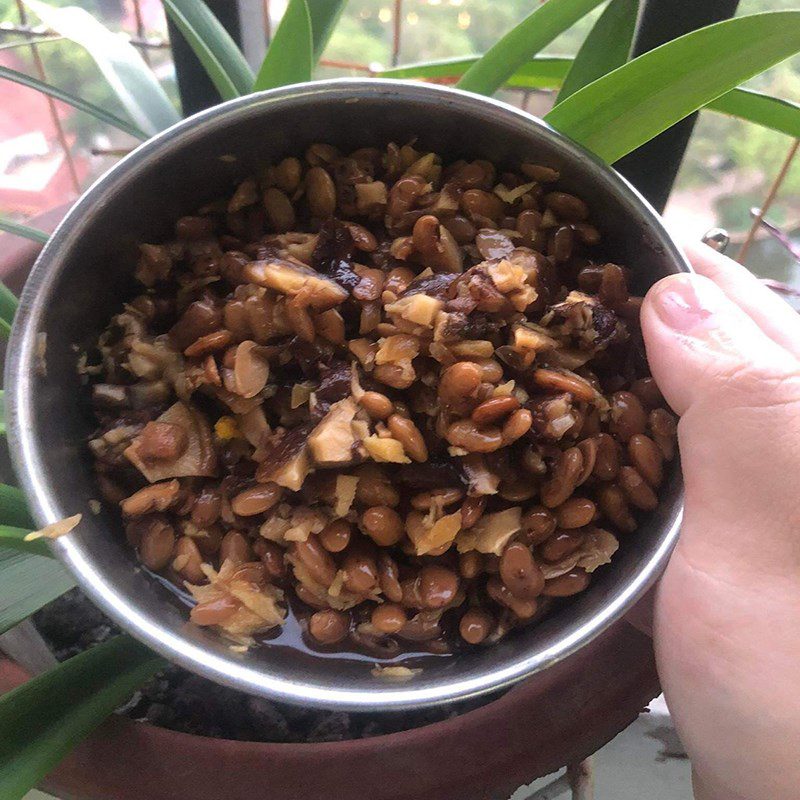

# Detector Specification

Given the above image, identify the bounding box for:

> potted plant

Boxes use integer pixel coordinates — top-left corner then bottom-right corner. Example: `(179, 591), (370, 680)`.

(0, 1), (799, 798)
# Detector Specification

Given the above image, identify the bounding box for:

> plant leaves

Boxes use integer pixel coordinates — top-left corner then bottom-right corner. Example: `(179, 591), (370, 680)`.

(0, 217), (49, 244)
(0, 528), (49, 558)
(308, 0), (348, 62)
(709, 88), (800, 140)
(0, 486), (34, 530)
(456, 0), (605, 95)
(0, 283), (16, 338)
(557, 0), (639, 103)
(0, 635), (163, 799)
(0, 391), (4, 435)
(23, 0), (180, 136)
(254, 0), (313, 92)
(162, 0), (254, 101)
(0, 65), (149, 139)
(0, 549), (74, 635)
(545, 11), (800, 164)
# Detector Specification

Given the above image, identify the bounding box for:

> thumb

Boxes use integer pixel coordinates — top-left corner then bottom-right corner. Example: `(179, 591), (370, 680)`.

(641, 272), (800, 573)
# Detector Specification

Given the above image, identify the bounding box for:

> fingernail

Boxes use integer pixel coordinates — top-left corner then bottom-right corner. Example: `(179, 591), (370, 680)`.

(651, 277), (720, 334)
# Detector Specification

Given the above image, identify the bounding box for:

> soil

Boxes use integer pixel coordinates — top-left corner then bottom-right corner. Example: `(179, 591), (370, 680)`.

(34, 590), (495, 742)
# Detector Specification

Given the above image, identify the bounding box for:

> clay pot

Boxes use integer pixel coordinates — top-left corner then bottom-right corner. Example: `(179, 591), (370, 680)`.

(0, 621), (658, 800)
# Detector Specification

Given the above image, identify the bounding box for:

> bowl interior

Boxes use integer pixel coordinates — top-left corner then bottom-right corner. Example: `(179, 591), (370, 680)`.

(8, 80), (685, 709)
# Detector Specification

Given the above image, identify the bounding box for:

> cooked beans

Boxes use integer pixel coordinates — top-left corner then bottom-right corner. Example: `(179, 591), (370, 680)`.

(92, 140), (678, 659)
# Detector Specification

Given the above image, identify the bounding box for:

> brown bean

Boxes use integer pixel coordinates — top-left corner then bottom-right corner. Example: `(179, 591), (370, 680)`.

(592, 433), (621, 481)
(219, 531), (252, 565)
(377, 552), (403, 603)
(471, 358), (505, 384)
(599, 263), (629, 308)
(542, 569), (590, 597)
(172, 536), (205, 583)
(138, 518), (176, 570)
(296, 585), (330, 610)
(540, 530), (585, 563)
(458, 551), (485, 579)
(387, 414), (428, 462)
(354, 465), (400, 507)
(459, 608), (493, 644)
(471, 396), (519, 426)
(192, 523), (223, 557)
(521, 163), (559, 182)
(649, 408), (678, 461)
(373, 362), (415, 390)
(545, 192), (589, 221)
(359, 391), (394, 420)
(259, 540), (287, 581)
(521, 506), (557, 545)
(628, 434), (664, 487)
(571, 222), (601, 245)
(441, 214), (476, 245)
(461, 189), (504, 222)
(361, 506), (404, 547)
(499, 478), (537, 503)
(231, 483), (282, 516)
(342, 551), (378, 594)
(618, 465), (659, 511)
(539, 476), (575, 509)
(555, 497), (596, 529)
(319, 519), (352, 552)
(191, 488), (221, 527)
(411, 487), (464, 511)
(308, 609), (349, 644)
(532, 369), (596, 402)
(439, 362), (482, 406)
(293, 537), (337, 587)
(184, 329), (233, 358)
(609, 391), (648, 442)
(417, 565), (459, 609)
(274, 156), (302, 193)
(446, 419), (503, 453)
(263, 187), (296, 232)
(630, 377), (664, 409)
(550, 225), (574, 262)
(596, 484), (637, 533)
(460, 495), (486, 529)
(575, 437), (598, 485)
(121, 480), (180, 517)
(500, 542), (545, 600)
(502, 408), (532, 444)
(371, 603), (407, 634)
(176, 215), (215, 240)
(191, 594), (238, 626)
(306, 166), (337, 217)
(486, 576), (537, 619)
(135, 422), (188, 462)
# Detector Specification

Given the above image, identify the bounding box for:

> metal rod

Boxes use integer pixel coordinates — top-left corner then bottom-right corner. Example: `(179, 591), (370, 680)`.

(391, 0), (403, 67)
(737, 138), (800, 263)
(567, 758), (595, 800)
(14, 0), (81, 196)
(131, 0), (151, 66)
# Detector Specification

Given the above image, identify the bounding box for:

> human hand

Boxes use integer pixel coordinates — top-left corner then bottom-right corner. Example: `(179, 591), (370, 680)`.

(640, 242), (800, 800)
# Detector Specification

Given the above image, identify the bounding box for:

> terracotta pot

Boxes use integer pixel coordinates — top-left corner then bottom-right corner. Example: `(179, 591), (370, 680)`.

(1, 620), (659, 800)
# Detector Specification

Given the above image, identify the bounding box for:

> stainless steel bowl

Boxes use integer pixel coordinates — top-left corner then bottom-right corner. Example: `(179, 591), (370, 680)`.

(6, 79), (686, 710)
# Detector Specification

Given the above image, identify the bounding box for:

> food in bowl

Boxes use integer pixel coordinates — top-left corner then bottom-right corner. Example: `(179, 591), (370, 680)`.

(86, 140), (677, 659)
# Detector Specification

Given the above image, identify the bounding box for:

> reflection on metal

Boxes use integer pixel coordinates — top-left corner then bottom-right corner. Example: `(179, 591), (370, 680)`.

(701, 227), (730, 253)
(13, 0), (81, 196)
(738, 138), (800, 264)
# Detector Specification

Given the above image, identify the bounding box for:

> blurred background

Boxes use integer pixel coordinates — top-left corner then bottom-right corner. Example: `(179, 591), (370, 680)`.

(0, 0), (798, 280)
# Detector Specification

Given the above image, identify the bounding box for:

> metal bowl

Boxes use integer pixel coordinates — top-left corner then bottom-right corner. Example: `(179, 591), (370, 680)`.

(6, 79), (686, 710)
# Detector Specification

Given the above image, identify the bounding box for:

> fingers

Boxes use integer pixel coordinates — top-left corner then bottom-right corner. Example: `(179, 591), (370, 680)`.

(641, 272), (798, 417)
(682, 240), (800, 360)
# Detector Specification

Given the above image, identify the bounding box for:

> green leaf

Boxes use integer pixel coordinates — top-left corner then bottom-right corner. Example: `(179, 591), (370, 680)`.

(0, 217), (49, 244)
(162, 0), (254, 101)
(0, 528), (49, 558)
(254, 0), (313, 91)
(0, 282), (17, 334)
(0, 65), (149, 139)
(0, 391), (4, 435)
(0, 635), (163, 799)
(0, 486), (35, 530)
(456, 0), (604, 95)
(557, 0), (639, 103)
(23, 0), (180, 136)
(708, 88), (800, 140)
(0, 35), (62, 52)
(308, 0), (348, 62)
(0, 549), (74, 635)
(545, 11), (800, 164)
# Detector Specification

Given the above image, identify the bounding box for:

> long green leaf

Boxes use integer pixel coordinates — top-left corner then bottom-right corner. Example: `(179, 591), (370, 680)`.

(0, 35), (62, 52)
(0, 391), (4, 435)
(456, 0), (604, 95)
(0, 487), (35, 530)
(0, 528), (49, 558)
(708, 88), (800, 140)
(162, 0), (254, 101)
(24, 0), (180, 136)
(0, 217), (49, 245)
(308, 0), (348, 62)
(254, 0), (313, 91)
(0, 283), (17, 334)
(546, 12), (800, 164)
(0, 549), (74, 635)
(557, 0), (638, 103)
(0, 65), (148, 139)
(0, 635), (163, 799)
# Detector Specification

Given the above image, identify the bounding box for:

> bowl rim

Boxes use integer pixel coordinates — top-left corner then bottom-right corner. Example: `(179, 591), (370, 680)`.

(6, 77), (686, 710)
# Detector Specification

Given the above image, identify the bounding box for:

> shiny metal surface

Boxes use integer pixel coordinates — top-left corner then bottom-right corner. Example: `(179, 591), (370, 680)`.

(6, 79), (687, 710)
